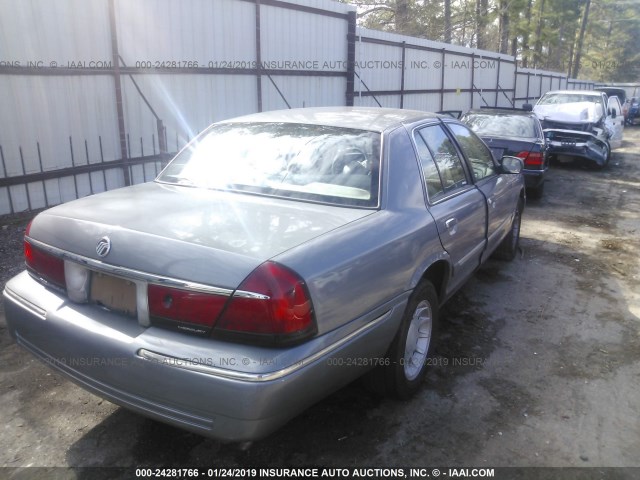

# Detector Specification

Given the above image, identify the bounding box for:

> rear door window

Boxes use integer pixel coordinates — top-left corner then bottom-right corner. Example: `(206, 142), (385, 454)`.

(414, 125), (469, 201)
(446, 123), (497, 182)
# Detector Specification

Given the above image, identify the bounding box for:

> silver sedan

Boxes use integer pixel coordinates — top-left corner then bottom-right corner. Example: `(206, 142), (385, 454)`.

(3, 107), (525, 441)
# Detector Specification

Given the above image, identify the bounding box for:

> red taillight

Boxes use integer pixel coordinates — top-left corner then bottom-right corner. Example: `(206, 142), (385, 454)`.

(517, 151), (544, 168)
(215, 262), (316, 345)
(24, 238), (66, 290)
(148, 284), (228, 334)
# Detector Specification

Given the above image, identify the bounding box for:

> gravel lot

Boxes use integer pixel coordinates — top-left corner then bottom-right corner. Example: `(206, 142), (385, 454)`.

(1, 129), (639, 476)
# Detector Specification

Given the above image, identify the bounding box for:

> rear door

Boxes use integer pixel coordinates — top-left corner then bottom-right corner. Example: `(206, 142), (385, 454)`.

(444, 122), (519, 259)
(413, 124), (487, 295)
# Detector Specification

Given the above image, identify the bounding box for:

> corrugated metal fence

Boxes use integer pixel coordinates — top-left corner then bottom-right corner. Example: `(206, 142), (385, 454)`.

(0, 0), (593, 215)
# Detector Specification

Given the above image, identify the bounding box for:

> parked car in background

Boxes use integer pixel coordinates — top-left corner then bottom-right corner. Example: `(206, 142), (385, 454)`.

(461, 107), (548, 198)
(628, 98), (640, 126)
(595, 86), (627, 106)
(594, 87), (629, 124)
(3, 107), (525, 442)
(533, 90), (624, 168)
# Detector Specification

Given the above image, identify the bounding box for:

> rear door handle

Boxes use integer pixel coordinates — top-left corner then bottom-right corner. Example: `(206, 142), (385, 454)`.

(445, 218), (458, 235)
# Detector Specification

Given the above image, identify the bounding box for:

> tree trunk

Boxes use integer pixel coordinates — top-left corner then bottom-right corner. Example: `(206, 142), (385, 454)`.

(395, 0), (410, 33)
(499, 0), (510, 54)
(521, 0), (533, 67)
(444, 0), (452, 43)
(572, 0), (591, 78)
(461, 0), (469, 46)
(476, 0), (489, 50)
(533, 0), (546, 68)
(547, 19), (564, 71)
(567, 36), (575, 77)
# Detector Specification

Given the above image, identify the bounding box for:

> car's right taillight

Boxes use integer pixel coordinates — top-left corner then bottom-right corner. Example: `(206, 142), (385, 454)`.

(24, 221), (66, 290)
(517, 151), (544, 169)
(214, 261), (316, 346)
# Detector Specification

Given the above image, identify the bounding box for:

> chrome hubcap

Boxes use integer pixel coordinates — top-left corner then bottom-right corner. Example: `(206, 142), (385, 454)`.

(404, 300), (433, 381)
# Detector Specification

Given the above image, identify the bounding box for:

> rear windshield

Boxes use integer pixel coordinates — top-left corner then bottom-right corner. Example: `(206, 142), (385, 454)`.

(157, 122), (381, 208)
(463, 114), (537, 138)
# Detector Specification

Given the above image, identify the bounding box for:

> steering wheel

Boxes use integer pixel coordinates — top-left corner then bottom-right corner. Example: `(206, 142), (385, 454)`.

(331, 147), (369, 175)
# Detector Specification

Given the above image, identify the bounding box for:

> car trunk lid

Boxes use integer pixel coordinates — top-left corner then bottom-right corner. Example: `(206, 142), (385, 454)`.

(28, 182), (374, 289)
(482, 136), (542, 169)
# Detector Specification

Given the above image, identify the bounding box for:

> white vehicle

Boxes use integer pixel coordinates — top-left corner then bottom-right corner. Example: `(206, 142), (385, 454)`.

(533, 90), (624, 168)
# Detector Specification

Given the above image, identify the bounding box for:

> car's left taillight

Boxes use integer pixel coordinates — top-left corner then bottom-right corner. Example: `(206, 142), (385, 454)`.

(24, 221), (66, 290)
(517, 151), (544, 169)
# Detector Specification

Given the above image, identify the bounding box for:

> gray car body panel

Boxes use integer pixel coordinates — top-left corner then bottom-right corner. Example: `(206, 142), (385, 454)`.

(28, 182), (374, 289)
(4, 107), (524, 441)
(4, 272), (405, 441)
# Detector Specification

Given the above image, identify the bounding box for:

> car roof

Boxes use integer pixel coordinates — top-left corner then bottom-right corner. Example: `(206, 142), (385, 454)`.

(541, 90), (601, 97)
(464, 108), (536, 117)
(219, 107), (442, 132)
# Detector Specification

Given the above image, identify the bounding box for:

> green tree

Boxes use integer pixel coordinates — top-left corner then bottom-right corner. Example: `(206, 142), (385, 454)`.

(342, 0), (639, 82)
(578, 0), (640, 81)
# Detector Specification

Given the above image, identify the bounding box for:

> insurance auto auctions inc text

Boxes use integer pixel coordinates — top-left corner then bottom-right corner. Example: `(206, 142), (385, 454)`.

(253, 467), (495, 478)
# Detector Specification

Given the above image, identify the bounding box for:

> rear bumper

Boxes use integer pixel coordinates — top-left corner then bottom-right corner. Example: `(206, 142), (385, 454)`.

(523, 169), (545, 188)
(3, 272), (404, 441)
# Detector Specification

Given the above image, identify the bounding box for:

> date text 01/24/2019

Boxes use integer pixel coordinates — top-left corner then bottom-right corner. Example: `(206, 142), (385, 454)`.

(325, 357), (486, 367)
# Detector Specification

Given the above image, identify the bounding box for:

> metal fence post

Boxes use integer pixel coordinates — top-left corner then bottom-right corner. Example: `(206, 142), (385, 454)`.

(109, 0), (131, 187)
(255, 0), (263, 112)
(346, 11), (356, 107)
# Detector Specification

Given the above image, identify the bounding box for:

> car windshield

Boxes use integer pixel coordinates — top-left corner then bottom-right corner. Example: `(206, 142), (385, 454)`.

(463, 114), (537, 138)
(538, 93), (601, 105)
(157, 122), (381, 208)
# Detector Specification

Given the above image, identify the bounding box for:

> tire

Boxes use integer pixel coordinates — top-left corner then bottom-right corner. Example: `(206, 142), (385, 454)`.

(528, 180), (544, 200)
(365, 281), (439, 399)
(595, 142), (611, 170)
(493, 198), (523, 261)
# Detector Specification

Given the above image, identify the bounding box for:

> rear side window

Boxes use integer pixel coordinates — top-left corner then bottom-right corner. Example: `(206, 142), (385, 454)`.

(414, 133), (445, 199)
(447, 123), (496, 182)
(414, 125), (468, 201)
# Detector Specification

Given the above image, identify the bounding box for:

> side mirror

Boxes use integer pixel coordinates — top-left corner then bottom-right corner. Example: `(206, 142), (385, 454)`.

(611, 108), (617, 119)
(522, 103), (534, 112)
(501, 156), (523, 174)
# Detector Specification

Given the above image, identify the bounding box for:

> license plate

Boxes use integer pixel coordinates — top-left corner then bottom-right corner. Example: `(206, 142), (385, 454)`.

(90, 272), (137, 317)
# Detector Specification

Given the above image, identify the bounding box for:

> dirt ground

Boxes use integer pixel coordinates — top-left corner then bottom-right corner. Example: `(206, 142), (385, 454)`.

(1, 128), (639, 477)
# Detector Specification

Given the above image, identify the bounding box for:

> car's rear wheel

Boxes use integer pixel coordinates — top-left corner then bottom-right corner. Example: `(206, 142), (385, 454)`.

(528, 180), (544, 200)
(365, 281), (439, 399)
(493, 198), (523, 261)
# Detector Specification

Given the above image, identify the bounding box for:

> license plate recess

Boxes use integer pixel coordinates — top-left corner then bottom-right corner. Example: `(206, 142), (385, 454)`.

(90, 272), (137, 317)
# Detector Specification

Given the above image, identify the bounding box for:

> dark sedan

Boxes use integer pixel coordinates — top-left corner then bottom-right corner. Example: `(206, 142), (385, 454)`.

(461, 108), (549, 198)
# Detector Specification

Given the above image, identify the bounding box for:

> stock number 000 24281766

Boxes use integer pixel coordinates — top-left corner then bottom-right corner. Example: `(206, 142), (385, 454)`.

(326, 357), (450, 367)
